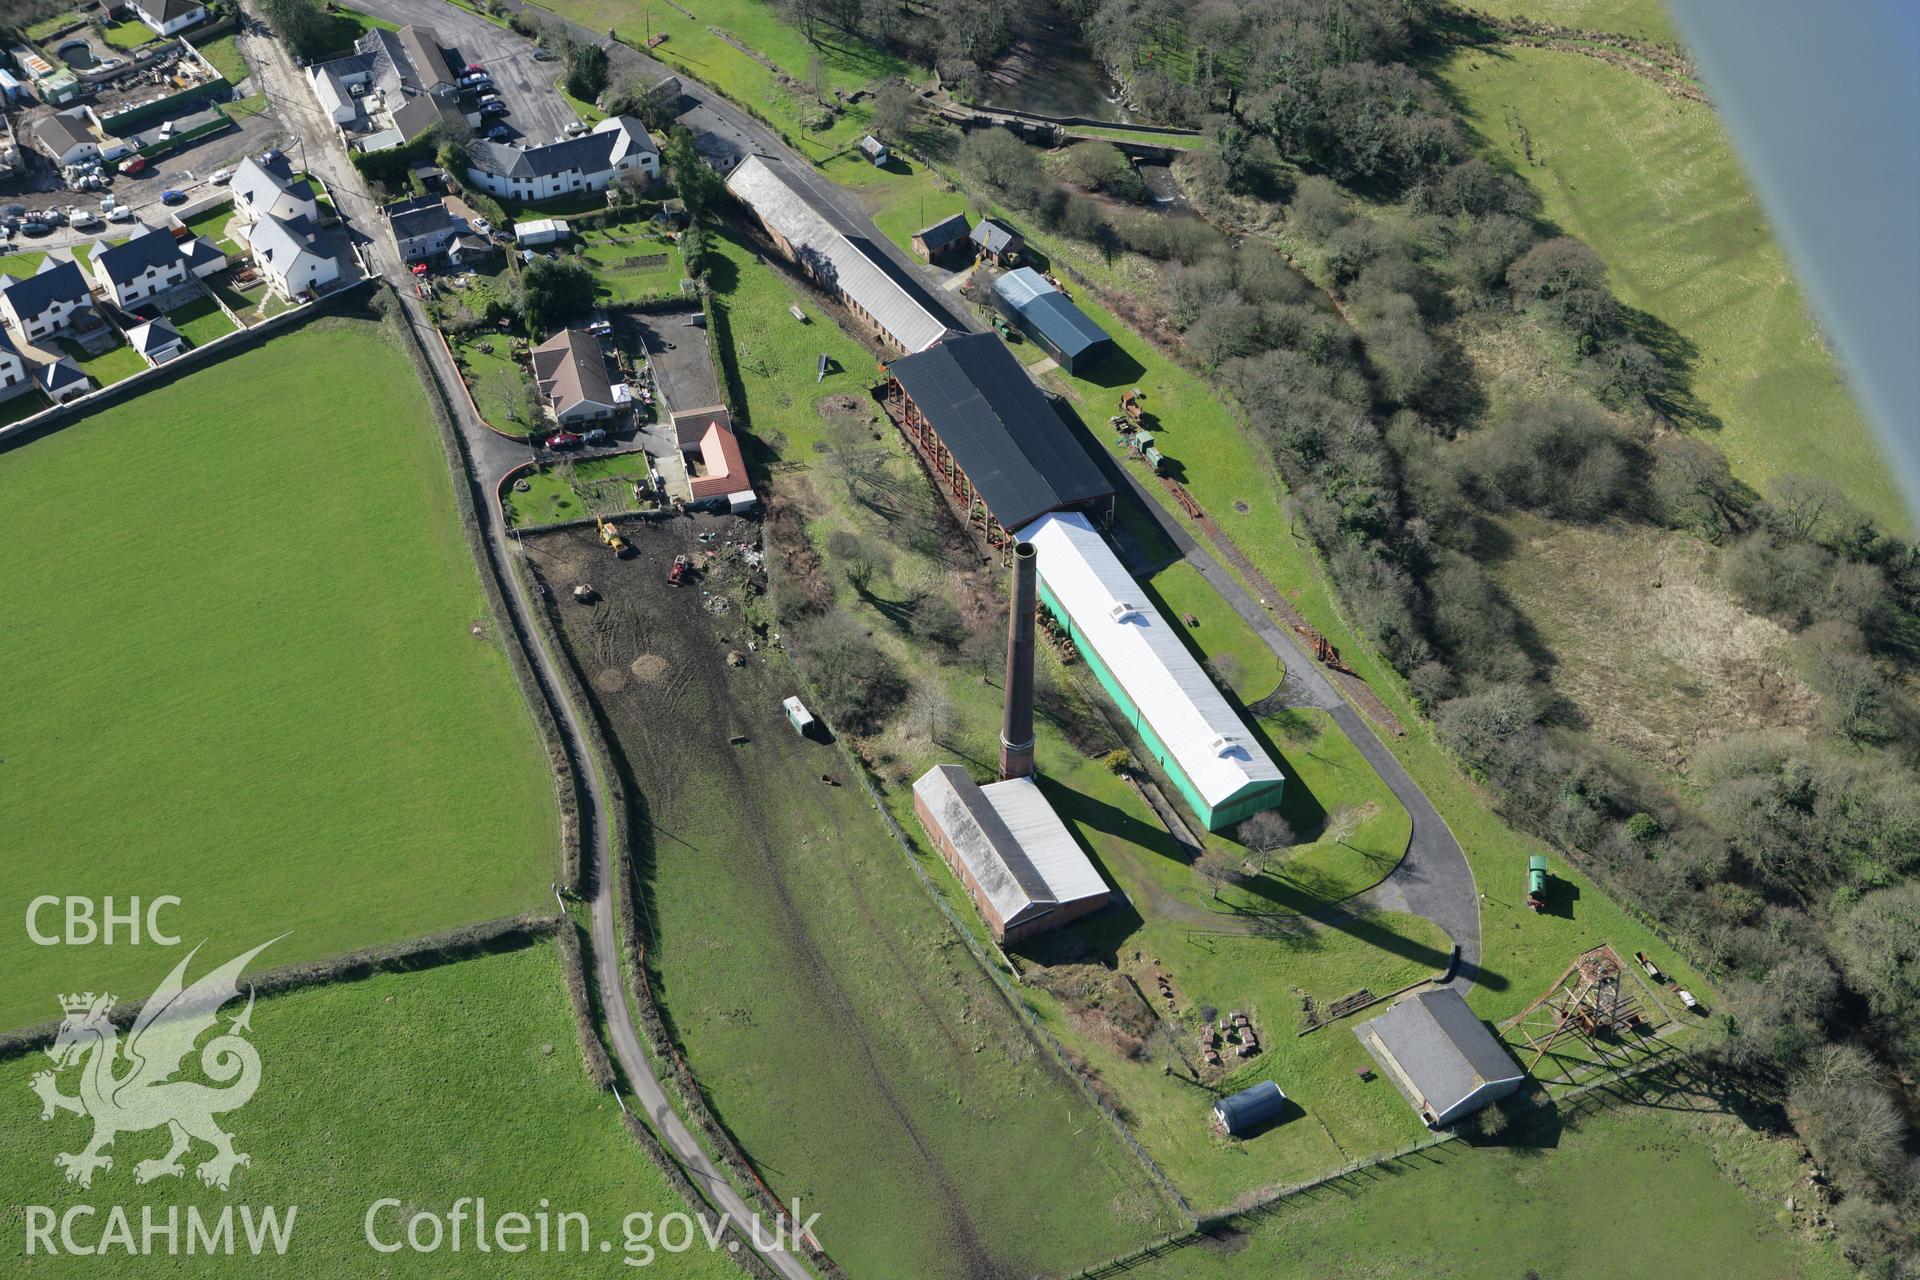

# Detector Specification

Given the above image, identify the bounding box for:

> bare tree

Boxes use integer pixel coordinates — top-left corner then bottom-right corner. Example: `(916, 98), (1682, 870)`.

(1195, 848), (1243, 902)
(906, 681), (955, 744)
(1236, 810), (1296, 875)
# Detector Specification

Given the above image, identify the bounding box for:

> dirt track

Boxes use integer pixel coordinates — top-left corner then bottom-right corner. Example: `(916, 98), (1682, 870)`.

(521, 516), (1014, 1278)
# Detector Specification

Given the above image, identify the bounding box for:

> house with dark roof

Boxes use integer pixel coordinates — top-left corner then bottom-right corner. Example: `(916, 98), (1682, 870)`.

(38, 356), (92, 404)
(993, 267), (1113, 374)
(0, 259), (94, 343)
(464, 117), (660, 203)
(131, 0), (207, 37)
(390, 92), (464, 147)
(911, 212), (971, 264)
(726, 154), (954, 353)
(232, 153), (319, 227)
(971, 218), (1023, 266)
(35, 108), (99, 167)
(531, 328), (625, 424)
(128, 317), (189, 364)
(91, 226), (191, 308)
(179, 236), (228, 280)
(883, 331), (1113, 544)
(1357, 988), (1526, 1128)
(386, 196), (461, 262)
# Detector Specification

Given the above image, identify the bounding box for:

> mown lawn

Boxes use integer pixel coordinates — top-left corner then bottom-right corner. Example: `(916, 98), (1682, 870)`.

(167, 290), (238, 346)
(1125, 1090), (1848, 1280)
(56, 336), (145, 387)
(101, 18), (159, 49)
(575, 220), (684, 304)
(505, 455), (654, 527)
(1442, 45), (1903, 530)
(528, 0), (920, 159)
(0, 316), (557, 1031)
(1143, 560), (1284, 704)
(450, 331), (535, 432)
(0, 250), (48, 279)
(0, 943), (738, 1277)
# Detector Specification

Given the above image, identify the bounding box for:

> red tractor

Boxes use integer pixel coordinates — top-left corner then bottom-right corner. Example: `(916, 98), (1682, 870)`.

(667, 554), (691, 586)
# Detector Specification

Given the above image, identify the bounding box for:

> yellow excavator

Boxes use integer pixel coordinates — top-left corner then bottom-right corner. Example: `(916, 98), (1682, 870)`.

(597, 516), (628, 557)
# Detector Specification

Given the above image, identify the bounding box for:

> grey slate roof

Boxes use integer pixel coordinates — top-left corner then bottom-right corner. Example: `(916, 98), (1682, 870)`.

(233, 152), (314, 212)
(94, 227), (187, 288)
(145, 0), (203, 21)
(724, 154), (953, 353)
(1361, 988), (1523, 1119)
(994, 267), (1111, 363)
(397, 26), (454, 91)
(886, 331), (1112, 530)
(387, 196), (456, 241)
(35, 109), (95, 157)
(127, 316), (184, 356)
(391, 92), (458, 143)
(469, 133), (619, 180)
(1, 259), (92, 319)
(39, 357), (89, 393)
(914, 212), (970, 252)
(971, 219), (1020, 254)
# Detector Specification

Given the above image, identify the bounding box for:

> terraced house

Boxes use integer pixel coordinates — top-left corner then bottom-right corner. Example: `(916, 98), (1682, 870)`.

(463, 117), (659, 203)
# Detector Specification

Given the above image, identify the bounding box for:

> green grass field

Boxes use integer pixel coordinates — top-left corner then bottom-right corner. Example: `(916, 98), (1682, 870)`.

(1126, 1088), (1847, 1279)
(181, 206), (242, 254)
(528, 0), (920, 159)
(504, 456), (655, 526)
(0, 250), (48, 279)
(0, 317), (557, 1032)
(1441, 44), (1903, 530)
(195, 33), (249, 86)
(1143, 561), (1285, 705)
(167, 291), (239, 346)
(450, 332), (535, 433)
(575, 221), (685, 304)
(0, 943), (737, 1277)
(1464, 0), (1678, 44)
(56, 336), (145, 387)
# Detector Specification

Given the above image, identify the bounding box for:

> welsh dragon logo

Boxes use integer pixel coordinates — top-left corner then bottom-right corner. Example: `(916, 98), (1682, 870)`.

(31, 939), (277, 1191)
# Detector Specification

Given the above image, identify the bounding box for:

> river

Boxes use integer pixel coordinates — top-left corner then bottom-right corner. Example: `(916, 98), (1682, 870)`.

(973, 1), (1132, 122)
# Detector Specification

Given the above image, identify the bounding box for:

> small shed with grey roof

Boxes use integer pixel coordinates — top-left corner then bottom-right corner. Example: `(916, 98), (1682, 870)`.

(1356, 987), (1525, 1128)
(971, 218), (1023, 266)
(912, 765), (1111, 945)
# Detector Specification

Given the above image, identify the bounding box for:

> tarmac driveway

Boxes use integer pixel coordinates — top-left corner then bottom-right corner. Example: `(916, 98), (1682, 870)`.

(354, 0), (580, 145)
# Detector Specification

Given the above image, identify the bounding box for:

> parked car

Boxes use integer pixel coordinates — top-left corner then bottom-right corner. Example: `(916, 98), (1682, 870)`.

(118, 156), (148, 175)
(410, 262), (429, 277)
(480, 100), (509, 117)
(532, 48), (557, 61)
(42, 208), (67, 226)
(470, 217), (493, 237)
(20, 220), (50, 236)
(544, 431), (583, 450)
(460, 73), (491, 88)
(69, 209), (102, 229)
(161, 190), (187, 206)
(208, 166), (234, 185)
(108, 205), (135, 223)
(583, 427), (608, 446)
(485, 123), (512, 142)
(565, 120), (588, 136)
(464, 62), (486, 74)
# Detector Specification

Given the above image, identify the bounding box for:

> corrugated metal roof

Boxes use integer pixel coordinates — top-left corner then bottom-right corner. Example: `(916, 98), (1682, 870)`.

(886, 332), (1112, 530)
(994, 268), (1111, 363)
(724, 154), (950, 352)
(1213, 1080), (1286, 1134)
(1021, 511), (1284, 812)
(914, 766), (1108, 930)
(980, 776), (1109, 908)
(1361, 988), (1523, 1118)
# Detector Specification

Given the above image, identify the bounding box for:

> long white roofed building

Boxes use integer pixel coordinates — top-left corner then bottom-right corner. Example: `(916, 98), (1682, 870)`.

(1021, 512), (1286, 831)
(725, 153), (951, 353)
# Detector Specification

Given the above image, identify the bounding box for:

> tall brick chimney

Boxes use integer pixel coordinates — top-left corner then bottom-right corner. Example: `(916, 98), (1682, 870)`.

(1000, 541), (1038, 779)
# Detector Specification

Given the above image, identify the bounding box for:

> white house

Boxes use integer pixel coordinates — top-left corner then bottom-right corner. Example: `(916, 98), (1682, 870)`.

(127, 317), (189, 365)
(0, 259), (94, 343)
(130, 0), (207, 37)
(231, 153), (320, 227)
(34, 108), (99, 167)
(386, 196), (461, 262)
(246, 213), (340, 300)
(0, 329), (31, 401)
(308, 59), (371, 126)
(464, 116), (658, 203)
(91, 225), (190, 309)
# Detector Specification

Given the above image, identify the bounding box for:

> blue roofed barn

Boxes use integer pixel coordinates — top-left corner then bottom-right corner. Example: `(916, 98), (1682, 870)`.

(993, 267), (1113, 374)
